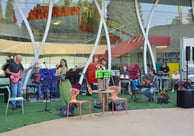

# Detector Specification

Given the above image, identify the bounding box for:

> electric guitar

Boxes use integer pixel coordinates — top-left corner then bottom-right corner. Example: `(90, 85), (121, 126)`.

(10, 63), (38, 83)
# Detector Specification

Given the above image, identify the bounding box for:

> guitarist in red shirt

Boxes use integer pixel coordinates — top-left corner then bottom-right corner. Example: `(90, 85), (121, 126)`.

(6, 55), (29, 110)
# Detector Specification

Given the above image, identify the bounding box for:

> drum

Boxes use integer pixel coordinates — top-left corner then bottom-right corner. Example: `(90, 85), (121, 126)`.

(120, 74), (124, 79)
(116, 71), (120, 76)
(125, 75), (129, 79)
(130, 80), (139, 90)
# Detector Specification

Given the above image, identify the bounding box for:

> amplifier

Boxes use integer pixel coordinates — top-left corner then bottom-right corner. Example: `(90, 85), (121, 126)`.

(177, 89), (194, 108)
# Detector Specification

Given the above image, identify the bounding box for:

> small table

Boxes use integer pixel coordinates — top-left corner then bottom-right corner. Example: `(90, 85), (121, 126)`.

(93, 89), (115, 116)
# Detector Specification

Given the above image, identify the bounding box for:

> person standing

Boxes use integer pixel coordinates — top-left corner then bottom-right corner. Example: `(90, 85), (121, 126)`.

(160, 63), (170, 90)
(94, 58), (109, 108)
(5, 55), (30, 110)
(57, 59), (72, 105)
(171, 71), (181, 92)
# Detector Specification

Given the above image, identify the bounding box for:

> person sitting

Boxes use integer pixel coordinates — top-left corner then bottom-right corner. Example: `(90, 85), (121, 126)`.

(120, 66), (130, 77)
(141, 68), (158, 101)
(31, 67), (43, 100)
(171, 71), (181, 92)
(120, 66), (131, 94)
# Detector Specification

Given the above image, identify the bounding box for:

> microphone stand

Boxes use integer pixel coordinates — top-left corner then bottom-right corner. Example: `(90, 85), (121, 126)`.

(39, 62), (52, 113)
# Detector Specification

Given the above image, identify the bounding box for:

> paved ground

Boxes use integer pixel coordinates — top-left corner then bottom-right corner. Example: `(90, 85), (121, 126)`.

(1, 108), (194, 136)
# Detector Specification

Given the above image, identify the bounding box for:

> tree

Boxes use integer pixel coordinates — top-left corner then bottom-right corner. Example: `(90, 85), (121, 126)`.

(5, 0), (14, 22)
(185, 9), (193, 24)
(107, 0), (142, 37)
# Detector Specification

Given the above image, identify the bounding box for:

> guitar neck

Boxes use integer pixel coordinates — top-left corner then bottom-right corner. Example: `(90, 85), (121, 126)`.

(23, 64), (36, 73)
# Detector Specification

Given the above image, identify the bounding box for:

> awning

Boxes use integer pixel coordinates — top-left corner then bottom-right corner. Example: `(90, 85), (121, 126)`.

(111, 35), (171, 59)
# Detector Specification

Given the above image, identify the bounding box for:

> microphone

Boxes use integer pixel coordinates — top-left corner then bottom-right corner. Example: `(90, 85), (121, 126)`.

(43, 62), (46, 64)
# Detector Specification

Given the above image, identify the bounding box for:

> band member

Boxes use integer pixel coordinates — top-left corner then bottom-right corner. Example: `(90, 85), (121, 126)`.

(2, 59), (14, 77)
(57, 59), (72, 105)
(120, 66), (130, 77)
(95, 58), (109, 108)
(31, 67), (43, 99)
(141, 68), (158, 101)
(5, 55), (26, 110)
(120, 65), (131, 94)
(160, 63), (170, 90)
(171, 70), (181, 92)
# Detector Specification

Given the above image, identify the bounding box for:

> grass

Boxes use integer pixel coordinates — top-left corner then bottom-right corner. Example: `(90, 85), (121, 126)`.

(0, 91), (177, 133)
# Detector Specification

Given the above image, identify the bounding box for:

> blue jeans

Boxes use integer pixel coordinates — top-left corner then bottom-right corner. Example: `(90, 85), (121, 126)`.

(171, 80), (180, 89)
(11, 80), (22, 107)
(141, 87), (157, 99)
(163, 79), (168, 90)
(34, 84), (42, 99)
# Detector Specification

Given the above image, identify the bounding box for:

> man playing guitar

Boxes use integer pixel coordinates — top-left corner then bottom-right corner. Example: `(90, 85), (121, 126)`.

(5, 55), (33, 110)
(140, 68), (158, 102)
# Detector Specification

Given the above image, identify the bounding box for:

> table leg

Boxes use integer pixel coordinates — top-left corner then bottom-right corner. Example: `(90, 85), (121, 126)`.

(160, 79), (162, 91)
(128, 81), (132, 95)
(102, 93), (105, 113)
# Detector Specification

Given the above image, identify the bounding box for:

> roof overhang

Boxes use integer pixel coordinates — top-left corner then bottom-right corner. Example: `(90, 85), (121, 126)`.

(0, 39), (107, 56)
(111, 35), (171, 59)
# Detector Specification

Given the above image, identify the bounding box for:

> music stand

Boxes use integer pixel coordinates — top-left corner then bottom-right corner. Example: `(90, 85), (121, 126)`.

(95, 70), (111, 90)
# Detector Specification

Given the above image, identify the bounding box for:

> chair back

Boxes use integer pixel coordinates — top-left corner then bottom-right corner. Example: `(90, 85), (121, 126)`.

(0, 78), (10, 86)
(0, 86), (11, 98)
(70, 88), (80, 101)
(108, 86), (121, 97)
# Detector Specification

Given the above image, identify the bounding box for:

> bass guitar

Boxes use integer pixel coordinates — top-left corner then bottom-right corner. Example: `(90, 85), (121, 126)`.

(10, 63), (38, 83)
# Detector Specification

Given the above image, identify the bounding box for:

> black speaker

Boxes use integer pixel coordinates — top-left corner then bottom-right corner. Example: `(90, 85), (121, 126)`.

(177, 89), (194, 108)
(186, 46), (190, 61)
(192, 47), (194, 61)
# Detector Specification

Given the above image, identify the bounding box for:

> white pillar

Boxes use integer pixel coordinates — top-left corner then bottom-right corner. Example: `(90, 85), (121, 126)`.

(152, 45), (157, 61)
(192, 0), (194, 22)
(134, 0), (158, 73)
(78, 11), (103, 84)
(14, 0), (37, 56)
(20, 0), (53, 89)
(95, 0), (111, 71)
(79, 0), (111, 84)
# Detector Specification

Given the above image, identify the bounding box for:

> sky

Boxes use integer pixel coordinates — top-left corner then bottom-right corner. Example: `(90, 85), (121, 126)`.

(141, 3), (191, 27)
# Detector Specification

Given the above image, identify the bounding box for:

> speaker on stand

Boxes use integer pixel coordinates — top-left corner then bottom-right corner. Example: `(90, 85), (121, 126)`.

(186, 46), (190, 85)
(177, 46), (194, 108)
